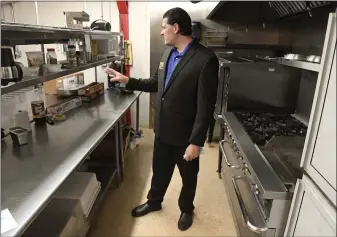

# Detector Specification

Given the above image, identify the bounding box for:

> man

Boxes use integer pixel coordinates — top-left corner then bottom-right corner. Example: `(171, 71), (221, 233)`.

(105, 7), (219, 231)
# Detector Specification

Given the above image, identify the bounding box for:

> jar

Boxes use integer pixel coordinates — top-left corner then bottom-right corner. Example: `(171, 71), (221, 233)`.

(67, 45), (76, 66)
(46, 48), (57, 64)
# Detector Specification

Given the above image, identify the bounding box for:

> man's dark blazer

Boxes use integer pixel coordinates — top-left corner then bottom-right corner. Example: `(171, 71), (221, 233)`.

(126, 40), (219, 147)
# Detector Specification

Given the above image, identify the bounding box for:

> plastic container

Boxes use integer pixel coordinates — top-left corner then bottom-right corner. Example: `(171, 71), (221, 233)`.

(9, 126), (28, 145)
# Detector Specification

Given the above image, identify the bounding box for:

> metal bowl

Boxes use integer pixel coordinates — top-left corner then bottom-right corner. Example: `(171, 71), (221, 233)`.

(284, 54), (306, 61)
(306, 55), (321, 64)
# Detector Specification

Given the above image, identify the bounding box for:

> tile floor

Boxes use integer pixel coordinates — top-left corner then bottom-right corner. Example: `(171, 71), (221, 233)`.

(88, 128), (236, 237)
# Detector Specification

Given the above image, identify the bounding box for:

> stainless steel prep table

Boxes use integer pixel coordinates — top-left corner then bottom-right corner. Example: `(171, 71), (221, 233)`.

(1, 90), (141, 237)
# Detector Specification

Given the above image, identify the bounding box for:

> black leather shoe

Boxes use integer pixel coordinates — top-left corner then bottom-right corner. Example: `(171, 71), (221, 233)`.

(178, 213), (193, 231)
(131, 203), (162, 217)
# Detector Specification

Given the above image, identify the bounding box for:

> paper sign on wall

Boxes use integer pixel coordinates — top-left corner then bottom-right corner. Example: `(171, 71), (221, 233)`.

(1, 209), (18, 234)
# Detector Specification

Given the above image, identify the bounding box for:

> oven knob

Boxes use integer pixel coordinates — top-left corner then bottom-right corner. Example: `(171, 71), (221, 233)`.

(238, 156), (243, 160)
(254, 185), (260, 195)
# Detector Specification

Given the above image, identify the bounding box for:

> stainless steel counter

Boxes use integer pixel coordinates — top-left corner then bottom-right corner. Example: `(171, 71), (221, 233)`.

(1, 90), (141, 237)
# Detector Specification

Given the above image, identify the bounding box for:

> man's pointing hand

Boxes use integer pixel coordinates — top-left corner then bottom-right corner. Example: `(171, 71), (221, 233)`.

(104, 68), (129, 83)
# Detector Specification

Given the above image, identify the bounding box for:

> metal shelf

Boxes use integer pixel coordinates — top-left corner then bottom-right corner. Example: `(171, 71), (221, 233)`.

(1, 56), (122, 95)
(1, 91), (141, 237)
(279, 59), (321, 72)
(1, 22), (123, 45)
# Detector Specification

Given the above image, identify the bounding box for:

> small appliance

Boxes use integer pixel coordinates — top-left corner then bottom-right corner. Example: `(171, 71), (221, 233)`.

(1, 46), (23, 86)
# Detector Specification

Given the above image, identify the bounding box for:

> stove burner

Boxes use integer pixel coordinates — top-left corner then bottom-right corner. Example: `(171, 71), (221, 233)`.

(235, 112), (308, 146)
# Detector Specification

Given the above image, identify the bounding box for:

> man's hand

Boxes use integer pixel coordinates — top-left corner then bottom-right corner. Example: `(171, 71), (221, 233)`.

(184, 144), (201, 161)
(104, 68), (129, 83)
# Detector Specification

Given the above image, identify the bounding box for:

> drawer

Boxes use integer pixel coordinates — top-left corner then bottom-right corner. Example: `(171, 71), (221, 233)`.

(284, 175), (336, 237)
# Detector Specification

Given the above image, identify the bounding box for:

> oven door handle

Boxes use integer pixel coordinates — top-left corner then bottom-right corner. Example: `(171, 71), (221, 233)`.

(219, 140), (241, 169)
(232, 176), (268, 233)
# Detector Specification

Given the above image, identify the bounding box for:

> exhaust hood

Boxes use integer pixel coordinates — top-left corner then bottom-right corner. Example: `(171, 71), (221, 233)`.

(269, 1), (330, 18)
(207, 1), (333, 21)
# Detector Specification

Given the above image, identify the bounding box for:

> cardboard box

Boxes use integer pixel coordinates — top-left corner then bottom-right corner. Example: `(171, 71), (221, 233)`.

(44, 72), (84, 95)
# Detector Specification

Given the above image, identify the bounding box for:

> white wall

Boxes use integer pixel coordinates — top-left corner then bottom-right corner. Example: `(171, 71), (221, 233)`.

(129, 1), (150, 128)
(2, 1), (151, 128)
(150, 1), (219, 19)
(1, 2), (41, 66)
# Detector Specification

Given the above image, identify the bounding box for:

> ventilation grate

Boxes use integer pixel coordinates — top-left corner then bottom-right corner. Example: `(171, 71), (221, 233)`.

(269, 1), (330, 18)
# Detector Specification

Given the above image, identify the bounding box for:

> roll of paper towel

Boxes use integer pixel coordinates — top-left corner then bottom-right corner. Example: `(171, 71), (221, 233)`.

(14, 110), (31, 131)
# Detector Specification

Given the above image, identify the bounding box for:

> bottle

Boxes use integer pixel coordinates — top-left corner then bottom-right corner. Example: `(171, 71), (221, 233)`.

(46, 48), (57, 64)
(67, 39), (77, 67)
(68, 45), (76, 66)
(30, 84), (46, 124)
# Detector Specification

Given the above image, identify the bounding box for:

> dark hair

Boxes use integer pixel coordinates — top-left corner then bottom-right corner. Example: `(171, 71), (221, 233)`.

(163, 7), (192, 36)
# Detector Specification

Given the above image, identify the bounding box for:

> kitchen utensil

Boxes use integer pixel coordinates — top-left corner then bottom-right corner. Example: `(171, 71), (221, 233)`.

(9, 126), (29, 145)
(1, 46), (23, 86)
(306, 55), (321, 64)
(13, 110), (31, 132)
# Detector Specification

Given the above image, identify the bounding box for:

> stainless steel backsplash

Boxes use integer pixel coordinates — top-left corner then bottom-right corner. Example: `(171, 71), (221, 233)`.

(148, 2), (336, 127)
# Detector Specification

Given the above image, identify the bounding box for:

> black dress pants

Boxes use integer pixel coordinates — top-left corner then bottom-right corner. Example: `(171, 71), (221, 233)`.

(146, 137), (199, 214)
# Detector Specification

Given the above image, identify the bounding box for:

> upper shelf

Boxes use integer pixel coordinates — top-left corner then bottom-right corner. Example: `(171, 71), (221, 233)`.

(1, 56), (122, 95)
(1, 22), (123, 45)
(278, 59), (321, 72)
(207, 44), (290, 51)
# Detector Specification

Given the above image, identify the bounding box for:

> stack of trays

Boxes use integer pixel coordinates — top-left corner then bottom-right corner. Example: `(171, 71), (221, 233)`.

(53, 172), (101, 218)
(21, 199), (89, 237)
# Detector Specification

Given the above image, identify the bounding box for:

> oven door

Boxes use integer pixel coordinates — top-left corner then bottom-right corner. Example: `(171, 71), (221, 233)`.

(220, 136), (275, 237)
(221, 61), (302, 114)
